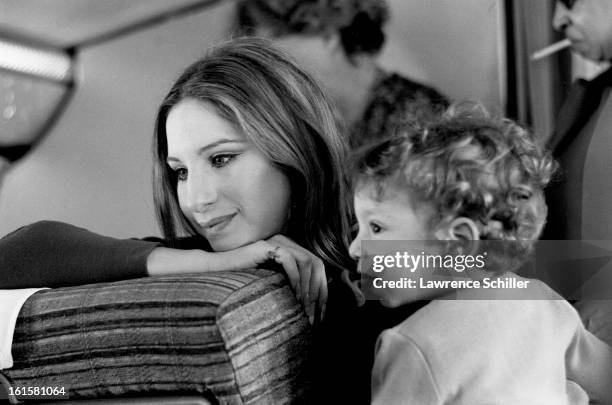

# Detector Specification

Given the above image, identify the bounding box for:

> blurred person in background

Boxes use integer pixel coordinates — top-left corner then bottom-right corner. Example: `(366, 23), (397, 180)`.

(543, 0), (612, 347)
(544, 0), (612, 242)
(236, 0), (449, 148)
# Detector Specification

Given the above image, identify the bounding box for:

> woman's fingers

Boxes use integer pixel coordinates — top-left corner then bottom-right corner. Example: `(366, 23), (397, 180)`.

(268, 234), (311, 254)
(276, 244), (312, 319)
(270, 236), (311, 300)
(269, 236), (312, 306)
(317, 269), (328, 321)
(267, 244), (302, 299)
(267, 235), (327, 323)
(308, 252), (327, 323)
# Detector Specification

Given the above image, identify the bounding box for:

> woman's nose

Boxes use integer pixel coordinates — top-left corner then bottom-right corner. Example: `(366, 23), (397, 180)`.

(552, 2), (570, 31)
(185, 174), (218, 212)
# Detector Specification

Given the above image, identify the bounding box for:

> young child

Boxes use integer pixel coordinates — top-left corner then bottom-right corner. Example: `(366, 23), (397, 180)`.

(348, 103), (612, 404)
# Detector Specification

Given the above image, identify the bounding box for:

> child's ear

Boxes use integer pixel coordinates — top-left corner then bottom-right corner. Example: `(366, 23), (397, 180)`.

(435, 217), (481, 241)
(449, 217), (480, 241)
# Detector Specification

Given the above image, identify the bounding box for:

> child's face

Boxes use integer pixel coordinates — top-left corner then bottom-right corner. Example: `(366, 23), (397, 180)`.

(349, 184), (435, 258)
(349, 183), (439, 306)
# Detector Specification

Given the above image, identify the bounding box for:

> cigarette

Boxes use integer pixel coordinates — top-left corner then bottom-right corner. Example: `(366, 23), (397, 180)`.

(531, 39), (571, 61)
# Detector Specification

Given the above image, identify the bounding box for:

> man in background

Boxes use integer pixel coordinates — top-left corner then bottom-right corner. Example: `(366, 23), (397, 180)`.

(543, 0), (612, 347)
(544, 0), (612, 242)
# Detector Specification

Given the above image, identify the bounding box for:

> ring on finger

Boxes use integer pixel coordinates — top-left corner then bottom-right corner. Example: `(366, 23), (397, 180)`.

(267, 246), (281, 260)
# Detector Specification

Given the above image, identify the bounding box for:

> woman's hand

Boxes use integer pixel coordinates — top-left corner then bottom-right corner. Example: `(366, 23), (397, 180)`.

(264, 235), (328, 325)
(208, 236), (327, 324)
(146, 237), (327, 324)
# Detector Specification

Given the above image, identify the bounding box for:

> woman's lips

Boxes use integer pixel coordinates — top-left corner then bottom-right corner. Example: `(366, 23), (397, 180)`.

(201, 213), (237, 235)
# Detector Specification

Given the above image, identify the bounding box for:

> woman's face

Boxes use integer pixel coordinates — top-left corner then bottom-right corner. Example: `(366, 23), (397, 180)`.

(165, 98), (292, 251)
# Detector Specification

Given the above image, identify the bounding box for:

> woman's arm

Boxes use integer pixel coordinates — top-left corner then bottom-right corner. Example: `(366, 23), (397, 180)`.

(0, 221), (274, 288)
(0, 221), (157, 288)
(1, 222), (329, 321)
(0, 221), (273, 286)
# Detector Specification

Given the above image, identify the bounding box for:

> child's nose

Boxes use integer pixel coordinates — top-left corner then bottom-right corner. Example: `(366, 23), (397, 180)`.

(349, 237), (361, 260)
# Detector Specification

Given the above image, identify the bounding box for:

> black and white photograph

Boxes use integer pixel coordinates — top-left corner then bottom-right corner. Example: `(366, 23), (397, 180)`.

(1, 0), (612, 404)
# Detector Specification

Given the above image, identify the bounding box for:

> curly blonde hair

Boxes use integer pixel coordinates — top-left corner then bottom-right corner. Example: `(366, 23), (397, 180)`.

(236, 0), (388, 56)
(350, 102), (556, 269)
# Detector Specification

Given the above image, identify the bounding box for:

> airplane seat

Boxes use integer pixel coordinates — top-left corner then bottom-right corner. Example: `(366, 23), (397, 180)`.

(1, 269), (312, 404)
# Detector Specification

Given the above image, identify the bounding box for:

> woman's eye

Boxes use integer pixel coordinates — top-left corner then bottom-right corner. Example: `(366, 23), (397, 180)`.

(369, 222), (382, 234)
(211, 154), (236, 168)
(175, 168), (188, 181)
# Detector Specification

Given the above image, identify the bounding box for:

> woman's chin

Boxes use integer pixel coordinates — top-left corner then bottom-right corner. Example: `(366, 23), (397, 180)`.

(208, 236), (255, 252)
(206, 228), (282, 252)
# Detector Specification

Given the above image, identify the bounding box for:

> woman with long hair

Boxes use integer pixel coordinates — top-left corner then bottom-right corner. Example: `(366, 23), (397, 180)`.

(0, 37), (354, 333)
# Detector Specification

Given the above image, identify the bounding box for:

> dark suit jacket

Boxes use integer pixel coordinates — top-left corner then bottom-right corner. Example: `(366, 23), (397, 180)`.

(548, 67), (612, 156)
(542, 67), (612, 242)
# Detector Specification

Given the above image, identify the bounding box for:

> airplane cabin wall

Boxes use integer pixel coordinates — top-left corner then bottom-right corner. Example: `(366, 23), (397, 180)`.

(0, 0), (505, 238)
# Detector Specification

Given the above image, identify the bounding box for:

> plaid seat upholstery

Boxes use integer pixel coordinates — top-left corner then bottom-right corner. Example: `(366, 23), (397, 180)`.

(3, 269), (312, 404)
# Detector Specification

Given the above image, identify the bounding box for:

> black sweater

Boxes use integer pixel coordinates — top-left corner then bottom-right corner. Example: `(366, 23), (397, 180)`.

(0, 221), (159, 288)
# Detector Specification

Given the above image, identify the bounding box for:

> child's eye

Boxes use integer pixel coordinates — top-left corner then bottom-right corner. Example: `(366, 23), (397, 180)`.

(174, 168), (188, 181)
(369, 222), (382, 234)
(211, 154), (237, 168)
